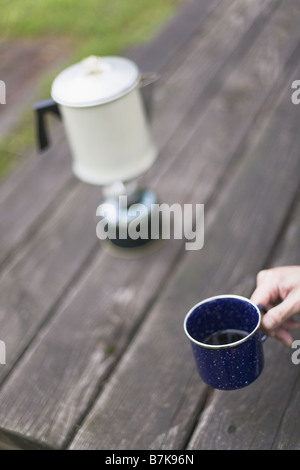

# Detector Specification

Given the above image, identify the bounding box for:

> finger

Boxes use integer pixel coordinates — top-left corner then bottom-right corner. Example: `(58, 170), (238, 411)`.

(282, 319), (300, 331)
(250, 272), (280, 308)
(262, 293), (300, 330)
(260, 318), (300, 347)
(264, 321), (300, 333)
(273, 328), (294, 347)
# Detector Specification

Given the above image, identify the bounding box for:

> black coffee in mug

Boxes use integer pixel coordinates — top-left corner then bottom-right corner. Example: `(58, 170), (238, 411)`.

(204, 328), (249, 345)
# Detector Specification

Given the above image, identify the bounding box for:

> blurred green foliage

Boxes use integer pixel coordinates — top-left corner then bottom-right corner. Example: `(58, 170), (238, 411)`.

(0, 0), (183, 178)
(0, 0), (182, 58)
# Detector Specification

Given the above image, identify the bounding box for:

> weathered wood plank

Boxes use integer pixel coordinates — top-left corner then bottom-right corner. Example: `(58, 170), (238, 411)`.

(187, 340), (298, 449)
(0, 0), (282, 382)
(0, 0), (279, 267)
(270, 190), (300, 269)
(128, 0), (223, 73)
(180, 75), (300, 451)
(0, 132), (74, 267)
(145, 0), (281, 151)
(186, 197), (300, 450)
(68, 60), (300, 450)
(0, 0), (221, 266)
(0, 0), (298, 449)
(0, 181), (103, 383)
(188, 315), (300, 449)
(145, 0), (299, 192)
(267, 194), (300, 450)
(1, 2), (272, 390)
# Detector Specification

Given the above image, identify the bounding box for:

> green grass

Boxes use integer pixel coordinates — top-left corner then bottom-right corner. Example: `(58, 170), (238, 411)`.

(0, 0), (184, 178)
(0, 0), (183, 58)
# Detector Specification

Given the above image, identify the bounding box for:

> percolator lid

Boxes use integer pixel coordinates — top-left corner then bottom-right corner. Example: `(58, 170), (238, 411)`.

(51, 55), (140, 107)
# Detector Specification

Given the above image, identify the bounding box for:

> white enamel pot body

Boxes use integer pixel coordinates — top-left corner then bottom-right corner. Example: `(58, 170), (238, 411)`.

(59, 82), (157, 185)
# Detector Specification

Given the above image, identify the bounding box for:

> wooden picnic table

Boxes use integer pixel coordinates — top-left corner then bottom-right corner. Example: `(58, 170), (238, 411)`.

(0, 0), (300, 451)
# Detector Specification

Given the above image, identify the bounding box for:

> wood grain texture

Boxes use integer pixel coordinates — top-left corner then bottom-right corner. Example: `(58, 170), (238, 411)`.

(0, 182), (103, 384)
(0, 131), (74, 267)
(127, 0), (223, 73)
(145, 0), (281, 153)
(69, 55), (300, 449)
(0, 0), (220, 266)
(187, 194), (300, 450)
(0, 0), (279, 268)
(0, 0), (299, 451)
(0, 0), (260, 388)
(0, 0), (276, 390)
(268, 195), (300, 450)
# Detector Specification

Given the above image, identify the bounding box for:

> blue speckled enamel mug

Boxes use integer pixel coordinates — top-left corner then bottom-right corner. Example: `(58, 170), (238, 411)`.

(183, 295), (267, 390)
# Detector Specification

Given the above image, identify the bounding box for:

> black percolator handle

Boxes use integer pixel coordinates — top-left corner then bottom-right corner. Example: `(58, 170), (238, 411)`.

(33, 99), (61, 151)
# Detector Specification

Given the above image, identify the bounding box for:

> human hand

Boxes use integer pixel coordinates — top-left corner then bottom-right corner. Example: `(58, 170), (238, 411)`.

(250, 266), (300, 346)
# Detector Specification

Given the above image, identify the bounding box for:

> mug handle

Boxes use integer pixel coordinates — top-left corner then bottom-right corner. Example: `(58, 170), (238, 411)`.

(257, 304), (268, 342)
